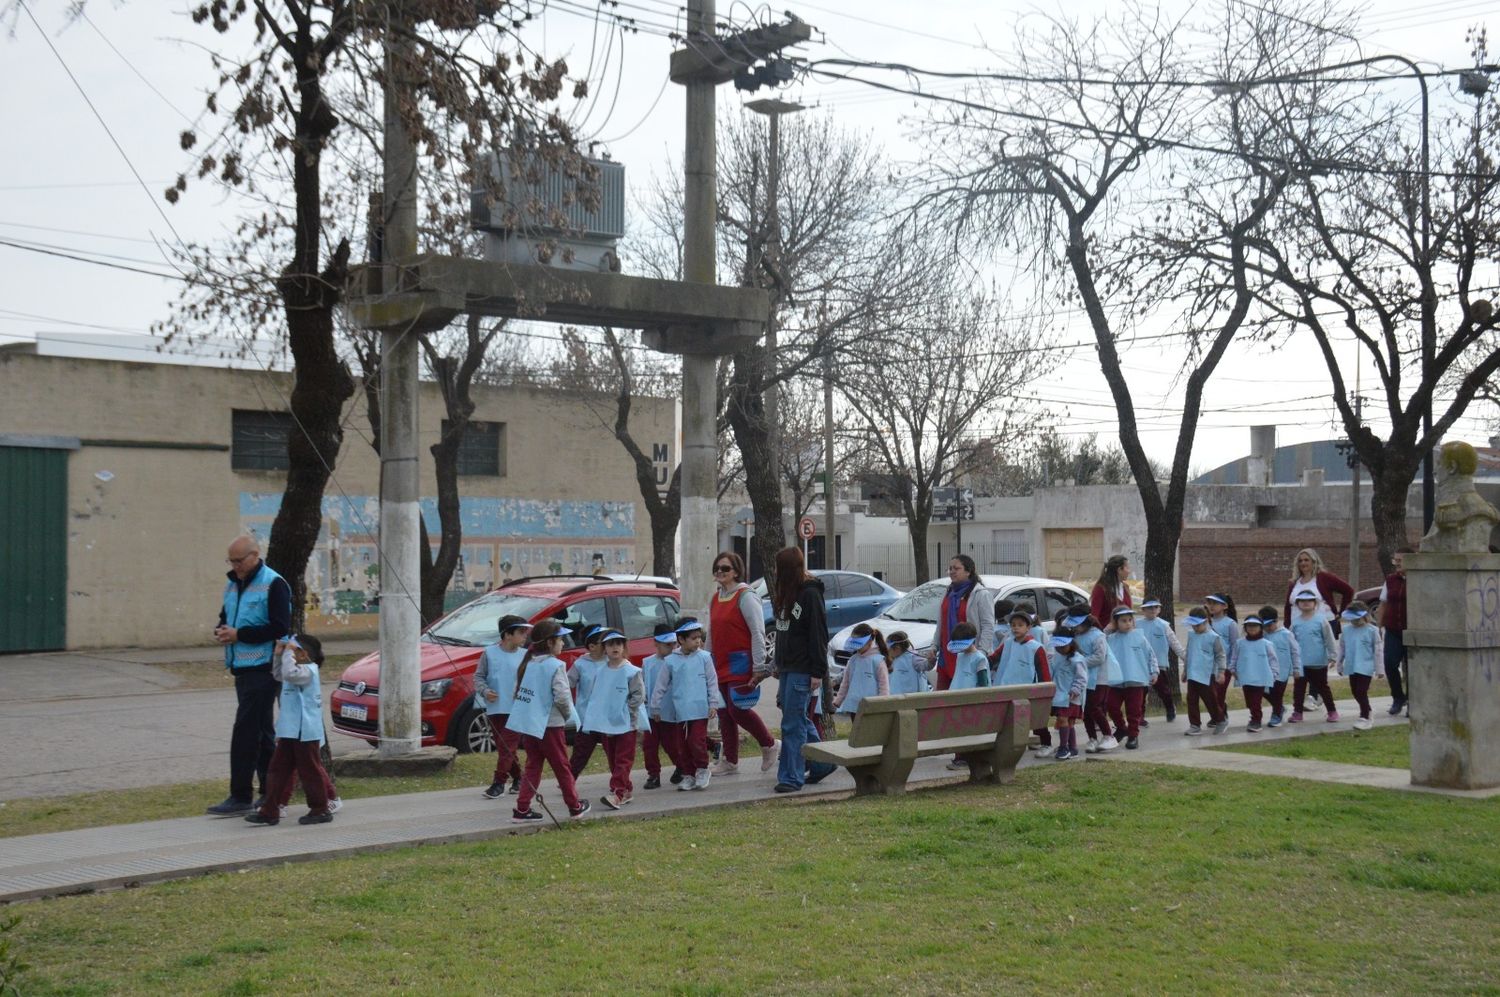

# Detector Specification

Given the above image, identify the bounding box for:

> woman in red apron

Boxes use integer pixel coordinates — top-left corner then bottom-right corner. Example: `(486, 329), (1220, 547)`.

(706, 551), (780, 776)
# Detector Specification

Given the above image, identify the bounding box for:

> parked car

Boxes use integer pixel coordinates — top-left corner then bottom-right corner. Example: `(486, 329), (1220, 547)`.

(749, 570), (904, 630)
(329, 575), (681, 754)
(824, 574), (1091, 687)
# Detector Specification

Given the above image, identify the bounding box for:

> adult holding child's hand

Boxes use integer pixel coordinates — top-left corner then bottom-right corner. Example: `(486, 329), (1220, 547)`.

(704, 551), (779, 777)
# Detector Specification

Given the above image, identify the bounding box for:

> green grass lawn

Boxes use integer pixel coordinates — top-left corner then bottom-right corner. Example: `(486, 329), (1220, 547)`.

(1211, 723), (1411, 769)
(141, 654), (366, 691)
(8, 763), (1500, 995)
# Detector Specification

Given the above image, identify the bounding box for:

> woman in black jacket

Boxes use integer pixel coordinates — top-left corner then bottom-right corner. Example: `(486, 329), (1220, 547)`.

(765, 546), (836, 793)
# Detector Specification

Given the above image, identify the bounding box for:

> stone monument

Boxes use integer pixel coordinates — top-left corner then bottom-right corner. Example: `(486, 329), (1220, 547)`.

(1405, 441), (1500, 789)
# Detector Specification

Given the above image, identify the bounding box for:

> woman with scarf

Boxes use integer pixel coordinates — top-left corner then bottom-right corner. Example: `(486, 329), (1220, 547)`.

(926, 555), (995, 690)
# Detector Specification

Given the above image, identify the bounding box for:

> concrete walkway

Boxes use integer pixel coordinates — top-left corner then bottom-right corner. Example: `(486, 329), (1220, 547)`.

(0, 693), (1475, 905)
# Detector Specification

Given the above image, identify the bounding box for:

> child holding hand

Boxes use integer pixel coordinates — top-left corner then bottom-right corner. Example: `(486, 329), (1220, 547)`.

(886, 631), (932, 694)
(245, 634), (335, 826)
(1047, 631), (1088, 760)
(582, 631), (647, 810)
(650, 618), (723, 791)
(834, 623), (891, 717)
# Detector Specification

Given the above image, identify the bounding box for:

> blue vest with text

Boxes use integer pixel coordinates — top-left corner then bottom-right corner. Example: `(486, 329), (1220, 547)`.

(507, 655), (566, 739)
(221, 563), (286, 669)
(888, 651), (929, 695)
(996, 637), (1042, 687)
(582, 663), (639, 736)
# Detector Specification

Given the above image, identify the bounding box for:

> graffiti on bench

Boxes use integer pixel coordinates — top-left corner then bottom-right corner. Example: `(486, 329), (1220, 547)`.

(917, 701), (1010, 740)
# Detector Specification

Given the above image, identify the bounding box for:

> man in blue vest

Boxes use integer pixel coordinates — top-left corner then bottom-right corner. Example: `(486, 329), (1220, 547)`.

(208, 534), (293, 816)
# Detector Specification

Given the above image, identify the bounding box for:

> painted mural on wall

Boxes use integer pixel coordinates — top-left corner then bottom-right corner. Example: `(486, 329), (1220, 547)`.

(239, 493), (639, 619)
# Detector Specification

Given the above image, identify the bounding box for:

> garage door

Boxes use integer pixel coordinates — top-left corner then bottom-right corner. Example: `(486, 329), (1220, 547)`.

(1043, 528), (1103, 587)
(0, 444), (69, 652)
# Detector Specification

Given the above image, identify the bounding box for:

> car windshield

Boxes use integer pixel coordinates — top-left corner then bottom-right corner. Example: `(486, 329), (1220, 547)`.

(749, 578), (768, 599)
(881, 581), (947, 623)
(425, 593), (553, 646)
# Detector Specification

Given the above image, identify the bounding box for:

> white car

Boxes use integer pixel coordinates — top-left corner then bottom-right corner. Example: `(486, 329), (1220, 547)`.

(825, 574), (1092, 686)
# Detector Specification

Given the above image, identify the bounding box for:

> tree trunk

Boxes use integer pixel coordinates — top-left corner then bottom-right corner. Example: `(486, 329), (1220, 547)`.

(725, 354), (787, 583)
(648, 468), (682, 577)
(600, 330), (682, 578)
(1140, 512), (1182, 704)
(421, 417), (464, 624)
(1367, 451), (1417, 576)
(907, 509), (932, 582)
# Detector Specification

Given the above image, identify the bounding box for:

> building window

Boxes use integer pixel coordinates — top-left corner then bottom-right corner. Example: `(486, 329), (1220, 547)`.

(231, 409), (293, 471)
(443, 420), (505, 476)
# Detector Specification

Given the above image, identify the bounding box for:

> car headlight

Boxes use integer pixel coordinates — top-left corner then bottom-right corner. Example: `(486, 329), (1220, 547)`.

(420, 679), (452, 701)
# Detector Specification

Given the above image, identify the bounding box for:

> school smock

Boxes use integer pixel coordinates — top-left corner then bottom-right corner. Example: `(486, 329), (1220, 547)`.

(1106, 630), (1159, 687)
(1231, 637), (1279, 688)
(1050, 652), (1087, 709)
(1264, 626), (1302, 680)
(834, 650), (889, 714)
(642, 652), (676, 722)
(569, 654), (607, 716)
(1338, 624), (1381, 677)
(506, 655), (577, 739)
(1184, 630), (1226, 685)
(1209, 615), (1241, 647)
(995, 637), (1046, 686)
(580, 662), (646, 736)
(1290, 616), (1336, 668)
(474, 644), (525, 715)
(888, 650), (931, 695)
(1138, 616), (1184, 669)
(649, 648), (723, 721)
(1073, 628), (1117, 690)
(950, 648), (991, 690)
(274, 652), (323, 742)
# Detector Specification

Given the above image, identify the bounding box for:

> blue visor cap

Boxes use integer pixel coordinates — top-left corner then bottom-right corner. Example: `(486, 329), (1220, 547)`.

(1063, 613), (1089, 628)
(946, 638), (976, 653)
(552, 625), (574, 637)
(601, 631), (627, 643)
(1341, 608), (1368, 620)
(1141, 599), (1162, 609)
(674, 620), (704, 635)
(1184, 614), (1207, 626)
(1112, 606), (1135, 618)
(1205, 594), (1228, 605)
(653, 632), (678, 644)
(584, 625), (609, 642)
(844, 634), (872, 653)
(1049, 634), (1075, 648)
(1242, 616), (1265, 627)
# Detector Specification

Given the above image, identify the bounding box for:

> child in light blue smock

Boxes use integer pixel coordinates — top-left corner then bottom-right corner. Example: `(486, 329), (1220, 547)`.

(584, 631), (648, 810)
(1337, 601), (1382, 730)
(886, 631), (931, 695)
(640, 623), (676, 789)
(1181, 609), (1228, 735)
(1289, 593), (1338, 723)
(507, 620), (589, 822)
(473, 614), (531, 799)
(996, 610), (1054, 754)
(947, 622), (990, 690)
(649, 619), (723, 791)
(1066, 607), (1120, 753)
(1047, 632), (1087, 760)
(246, 633), (334, 826)
(568, 625), (611, 778)
(1104, 606), (1160, 749)
(1229, 615), (1281, 733)
(834, 624), (891, 717)
(1258, 605), (1301, 728)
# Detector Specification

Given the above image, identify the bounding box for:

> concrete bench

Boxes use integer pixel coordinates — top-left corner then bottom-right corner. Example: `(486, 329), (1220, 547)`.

(803, 683), (1055, 796)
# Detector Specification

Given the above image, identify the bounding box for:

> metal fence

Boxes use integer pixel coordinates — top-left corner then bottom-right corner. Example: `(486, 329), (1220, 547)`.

(854, 541), (1032, 590)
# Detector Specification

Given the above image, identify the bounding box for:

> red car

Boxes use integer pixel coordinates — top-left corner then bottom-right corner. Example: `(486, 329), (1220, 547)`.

(329, 575), (681, 753)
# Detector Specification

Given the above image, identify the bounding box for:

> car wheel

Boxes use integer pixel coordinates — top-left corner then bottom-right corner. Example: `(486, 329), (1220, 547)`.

(450, 705), (494, 755)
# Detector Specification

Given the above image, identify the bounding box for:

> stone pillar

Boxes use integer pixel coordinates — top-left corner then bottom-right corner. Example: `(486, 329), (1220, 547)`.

(1405, 552), (1500, 788)
(1406, 442), (1500, 789)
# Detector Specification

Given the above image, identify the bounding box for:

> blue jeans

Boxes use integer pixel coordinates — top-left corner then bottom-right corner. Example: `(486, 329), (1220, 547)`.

(777, 672), (834, 788)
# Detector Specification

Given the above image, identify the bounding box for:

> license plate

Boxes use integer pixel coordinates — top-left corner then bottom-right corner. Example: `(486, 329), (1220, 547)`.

(340, 704), (368, 721)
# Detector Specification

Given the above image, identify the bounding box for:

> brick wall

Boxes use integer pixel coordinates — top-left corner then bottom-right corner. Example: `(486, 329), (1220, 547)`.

(1177, 526), (1420, 614)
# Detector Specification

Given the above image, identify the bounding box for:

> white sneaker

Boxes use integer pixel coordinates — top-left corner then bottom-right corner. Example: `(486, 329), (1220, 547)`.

(711, 759), (738, 776)
(1098, 736), (1120, 752)
(1353, 717), (1373, 731)
(760, 740), (781, 773)
(676, 774), (697, 791)
(1085, 738), (1101, 754)
(327, 797), (342, 814)
(945, 759), (968, 770)
(278, 805), (288, 818)
(1036, 746), (1058, 759)
(692, 768), (711, 790)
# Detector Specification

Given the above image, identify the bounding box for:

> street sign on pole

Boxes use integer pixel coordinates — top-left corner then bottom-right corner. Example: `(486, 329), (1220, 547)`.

(798, 516), (816, 540)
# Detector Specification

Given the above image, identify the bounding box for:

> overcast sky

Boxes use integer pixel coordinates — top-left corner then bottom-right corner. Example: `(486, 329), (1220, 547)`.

(2, 0), (1496, 473)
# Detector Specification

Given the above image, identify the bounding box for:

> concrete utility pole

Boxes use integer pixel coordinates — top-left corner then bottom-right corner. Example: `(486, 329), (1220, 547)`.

(377, 3), (422, 757)
(824, 349), (835, 569)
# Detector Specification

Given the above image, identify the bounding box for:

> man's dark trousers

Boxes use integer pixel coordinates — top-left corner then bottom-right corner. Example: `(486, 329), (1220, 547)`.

(231, 667), (279, 802)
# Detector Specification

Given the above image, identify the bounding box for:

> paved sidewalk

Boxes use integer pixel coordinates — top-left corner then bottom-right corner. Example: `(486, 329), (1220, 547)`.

(0, 693), (1451, 905)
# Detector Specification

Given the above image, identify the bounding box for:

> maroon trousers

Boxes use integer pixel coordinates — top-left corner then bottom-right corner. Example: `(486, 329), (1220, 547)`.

(1186, 680), (1224, 727)
(1243, 685), (1270, 725)
(716, 683), (774, 763)
(486, 714), (523, 784)
(569, 731), (602, 778)
(1150, 670), (1176, 708)
(517, 728), (581, 813)
(258, 738), (329, 818)
(1294, 667), (1336, 713)
(603, 731), (638, 798)
(661, 718), (709, 773)
(1267, 680), (1288, 719)
(1212, 677), (1229, 718)
(642, 719), (663, 777)
(1084, 687), (1111, 739)
(1349, 673), (1373, 719)
(1111, 686), (1147, 738)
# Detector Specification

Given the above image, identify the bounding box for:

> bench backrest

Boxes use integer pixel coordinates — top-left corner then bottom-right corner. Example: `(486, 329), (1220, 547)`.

(846, 683), (1055, 748)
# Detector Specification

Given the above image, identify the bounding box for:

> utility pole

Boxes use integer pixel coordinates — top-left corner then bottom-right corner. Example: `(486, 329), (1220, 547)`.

(824, 348), (835, 569)
(669, 6), (810, 607)
(1349, 393), (1362, 590)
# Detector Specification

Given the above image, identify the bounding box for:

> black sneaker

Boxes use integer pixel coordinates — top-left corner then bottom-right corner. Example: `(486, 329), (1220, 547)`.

(1139, 718), (1150, 729)
(569, 800), (592, 818)
(1388, 701), (1406, 716)
(1164, 702), (1177, 722)
(773, 782), (801, 793)
(512, 809), (544, 823)
(243, 812), (278, 826)
(298, 811), (332, 825)
(207, 796), (255, 817)
(643, 775), (661, 790)
(508, 777), (522, 795)
(669, 768), (685, 785)
(1247, 721), (1263, 733)
(482, 782), (505, 800)
(1126, 736), (1139, 749)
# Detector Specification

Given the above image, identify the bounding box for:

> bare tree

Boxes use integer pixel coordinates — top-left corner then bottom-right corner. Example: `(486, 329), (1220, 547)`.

(116, 0), (584, 625)
(839, 283), (1038, 581)
(917, 3), (1313, 623)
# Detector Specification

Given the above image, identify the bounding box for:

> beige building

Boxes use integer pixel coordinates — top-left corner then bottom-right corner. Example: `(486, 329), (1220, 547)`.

(0, 348), (675, 651)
